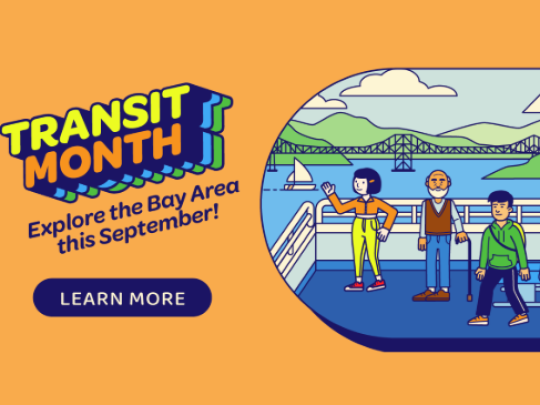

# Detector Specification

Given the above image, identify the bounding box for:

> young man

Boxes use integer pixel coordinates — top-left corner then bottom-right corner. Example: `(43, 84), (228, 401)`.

(412, 170), (468, 302)
(468, 191), (530, 327)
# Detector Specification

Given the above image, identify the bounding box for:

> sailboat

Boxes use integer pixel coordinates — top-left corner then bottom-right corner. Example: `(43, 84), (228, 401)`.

(284, 159), (316, 190)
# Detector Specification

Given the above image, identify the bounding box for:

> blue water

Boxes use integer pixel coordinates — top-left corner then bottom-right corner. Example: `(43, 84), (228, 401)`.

(261, 159), (539, 247)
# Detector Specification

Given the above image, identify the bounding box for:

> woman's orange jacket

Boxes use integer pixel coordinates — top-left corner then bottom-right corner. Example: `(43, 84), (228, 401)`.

(328, 193), (398, 230)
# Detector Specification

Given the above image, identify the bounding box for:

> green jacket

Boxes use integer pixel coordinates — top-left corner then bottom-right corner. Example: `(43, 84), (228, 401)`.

(480, 220), (528, 270)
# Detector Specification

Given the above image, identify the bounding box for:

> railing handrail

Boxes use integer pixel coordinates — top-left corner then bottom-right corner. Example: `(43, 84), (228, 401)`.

(271, 202), (315, 257)
(316, 198), (540, 224)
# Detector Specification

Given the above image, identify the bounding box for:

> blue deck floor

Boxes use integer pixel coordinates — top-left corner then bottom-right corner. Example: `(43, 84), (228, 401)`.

(299, 270), (540, 340)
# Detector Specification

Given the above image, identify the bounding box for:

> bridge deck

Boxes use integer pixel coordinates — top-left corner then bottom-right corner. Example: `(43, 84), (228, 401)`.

(272, 134), (540, 155)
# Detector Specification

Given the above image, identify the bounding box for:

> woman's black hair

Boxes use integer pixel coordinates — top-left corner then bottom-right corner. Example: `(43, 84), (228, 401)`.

(353, 168), (382, 194)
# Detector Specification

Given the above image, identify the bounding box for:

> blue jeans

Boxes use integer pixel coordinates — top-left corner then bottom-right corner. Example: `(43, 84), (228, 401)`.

(426, 234), (451, 288)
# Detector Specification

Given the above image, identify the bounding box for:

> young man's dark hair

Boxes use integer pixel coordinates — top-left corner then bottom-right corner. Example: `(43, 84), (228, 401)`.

(353, 168), (382, 194)
(488, 190), (514, 208)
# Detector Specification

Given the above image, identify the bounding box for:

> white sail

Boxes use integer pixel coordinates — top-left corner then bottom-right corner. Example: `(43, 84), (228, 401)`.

(287, 159), (313, 183)
(287, 171), (295, 182)
(293, 159), (313, 182)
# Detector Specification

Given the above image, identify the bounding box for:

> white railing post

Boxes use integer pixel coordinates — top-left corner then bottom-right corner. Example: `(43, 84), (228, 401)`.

(465, 206), (470, 224)
(518, 206), (523, 223)
(412, 206), (417, 224)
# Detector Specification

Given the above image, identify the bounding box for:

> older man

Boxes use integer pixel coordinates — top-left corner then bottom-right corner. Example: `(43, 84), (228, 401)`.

(412, 170), (468, 302)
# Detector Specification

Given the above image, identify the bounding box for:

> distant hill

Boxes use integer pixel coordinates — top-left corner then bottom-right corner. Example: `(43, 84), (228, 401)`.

(440, 121), (540, 145)
(276, 124), (350, 165)
(289, 113), (481, 147)
(484, 154), (540, 179)
(279, 124), (335, 147)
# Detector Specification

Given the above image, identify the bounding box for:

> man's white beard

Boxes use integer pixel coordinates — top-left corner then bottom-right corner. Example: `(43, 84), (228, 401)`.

(428, 187), (449, 199)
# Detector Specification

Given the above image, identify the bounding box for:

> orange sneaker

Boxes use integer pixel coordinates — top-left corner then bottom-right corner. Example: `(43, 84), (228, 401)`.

(509, 314), (529, 327)
(468, 316), (489, 326)
(412, 290), (434, 302)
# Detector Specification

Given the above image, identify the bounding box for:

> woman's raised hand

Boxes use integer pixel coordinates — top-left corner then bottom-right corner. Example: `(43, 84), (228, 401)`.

(321, 182), (335, 196)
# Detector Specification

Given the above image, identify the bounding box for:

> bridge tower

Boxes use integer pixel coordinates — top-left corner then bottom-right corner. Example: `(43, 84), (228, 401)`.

(392, 134), (415, 172)
(267, 142), (278, 172)
(267, 152), (277, 172)
(531, 134), (540, 156)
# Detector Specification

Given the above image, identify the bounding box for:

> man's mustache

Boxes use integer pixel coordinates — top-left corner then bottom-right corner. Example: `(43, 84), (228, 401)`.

(428, 186), (450, 198)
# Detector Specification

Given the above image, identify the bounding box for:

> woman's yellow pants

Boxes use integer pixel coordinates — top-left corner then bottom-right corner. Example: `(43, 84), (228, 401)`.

(352, 218), (381, 277)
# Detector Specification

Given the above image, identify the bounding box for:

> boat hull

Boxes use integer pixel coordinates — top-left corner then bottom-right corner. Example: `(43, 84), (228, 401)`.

(284, 184), (316, 191)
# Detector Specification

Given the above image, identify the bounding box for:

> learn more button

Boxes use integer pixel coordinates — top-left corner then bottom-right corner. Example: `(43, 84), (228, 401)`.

(34, 279), (212, 317)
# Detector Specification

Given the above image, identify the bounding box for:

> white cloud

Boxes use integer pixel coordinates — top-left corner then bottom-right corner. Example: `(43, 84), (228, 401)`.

(341, 69), (457, 96)
(303, 94), (347, 109)
(524, 95), (540, 113)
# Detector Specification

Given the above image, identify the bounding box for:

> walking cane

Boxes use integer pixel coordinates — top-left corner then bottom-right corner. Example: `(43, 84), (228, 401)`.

(456, 237), (473, 302)
(466, 239), (472, 302)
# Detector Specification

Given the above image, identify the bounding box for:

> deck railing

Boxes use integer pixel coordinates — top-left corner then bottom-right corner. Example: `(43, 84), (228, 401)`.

(316, 198), (540, 233)
(271, 202), (315, 276)
(271, 198), (540, 276)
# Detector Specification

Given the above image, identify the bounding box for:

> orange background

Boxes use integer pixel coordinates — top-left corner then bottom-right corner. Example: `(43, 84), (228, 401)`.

(1, 1), (539, 403)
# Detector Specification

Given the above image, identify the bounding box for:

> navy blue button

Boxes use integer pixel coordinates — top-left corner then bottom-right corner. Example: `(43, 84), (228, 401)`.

(34, 279), (211, 317)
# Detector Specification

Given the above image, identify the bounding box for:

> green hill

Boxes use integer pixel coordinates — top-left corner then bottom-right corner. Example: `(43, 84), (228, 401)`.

(289, 113), (480, 147)
(484, 154), (540, 179)
(276, 124), (350, 165)
(440, 121), (540, 145)
(279, 123), (335, 147)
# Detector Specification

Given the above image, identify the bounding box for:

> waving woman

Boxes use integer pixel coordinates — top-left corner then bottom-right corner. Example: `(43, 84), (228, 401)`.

(321, 168), (397, 292)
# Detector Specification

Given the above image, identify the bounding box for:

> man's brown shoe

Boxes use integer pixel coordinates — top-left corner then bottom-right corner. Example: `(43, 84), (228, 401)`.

(412, 290), (434, 302)
(426, 290), (450, 302)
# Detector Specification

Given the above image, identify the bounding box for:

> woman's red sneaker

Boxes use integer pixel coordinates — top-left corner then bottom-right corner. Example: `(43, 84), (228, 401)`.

(344, 282), (364, 291)
(367, 280), (386, 292)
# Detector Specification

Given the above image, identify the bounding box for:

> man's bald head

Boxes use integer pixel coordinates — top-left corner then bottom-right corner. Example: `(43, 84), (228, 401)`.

(426, 170), (451, 191)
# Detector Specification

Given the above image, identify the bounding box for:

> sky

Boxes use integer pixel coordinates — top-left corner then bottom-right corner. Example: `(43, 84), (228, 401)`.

(292, 69), (540, 135)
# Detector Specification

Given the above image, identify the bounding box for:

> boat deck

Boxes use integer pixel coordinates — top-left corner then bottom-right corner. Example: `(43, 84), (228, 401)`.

(300, 269), (538, 340)
(271, 198), (540, 350)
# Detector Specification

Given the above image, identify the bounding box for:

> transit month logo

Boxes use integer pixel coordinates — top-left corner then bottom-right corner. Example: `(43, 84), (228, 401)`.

(1, 84), (232, 203)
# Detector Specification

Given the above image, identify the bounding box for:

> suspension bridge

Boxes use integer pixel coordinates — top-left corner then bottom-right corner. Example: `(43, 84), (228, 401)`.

(267, 134), (540, 172)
